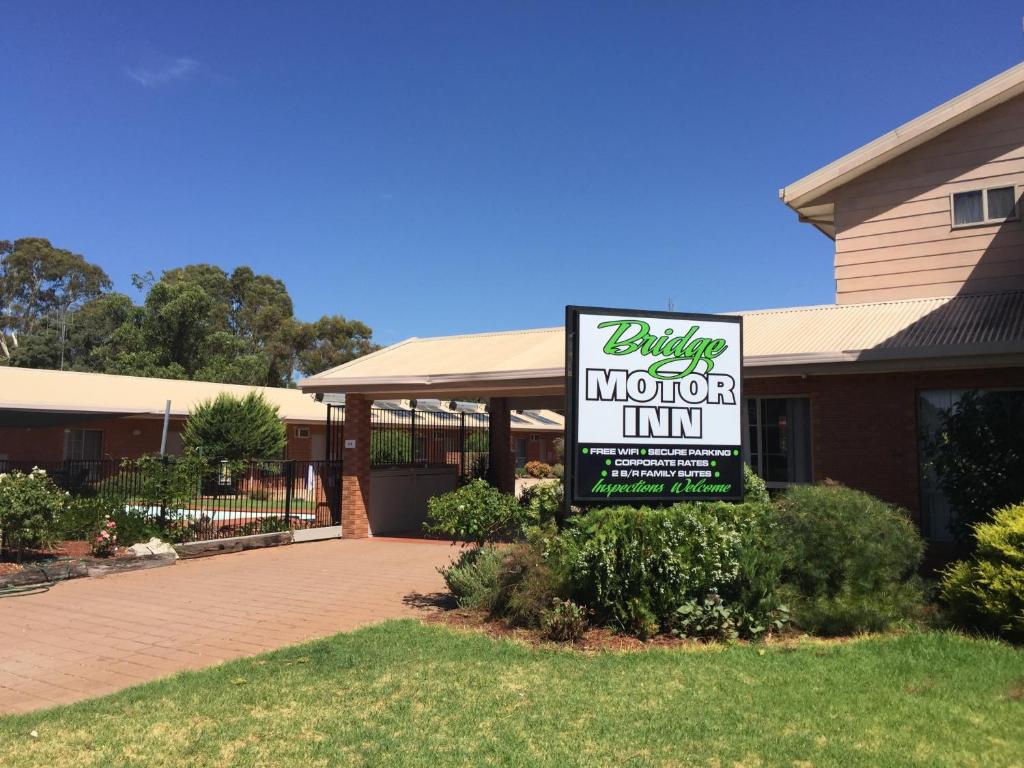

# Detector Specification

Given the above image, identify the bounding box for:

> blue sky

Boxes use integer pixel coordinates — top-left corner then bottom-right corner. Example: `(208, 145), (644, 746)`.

(3, 2), (1023, 345)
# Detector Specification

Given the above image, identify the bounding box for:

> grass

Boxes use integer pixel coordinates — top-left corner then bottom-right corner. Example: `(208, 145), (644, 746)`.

(0, 621), (1022, 767)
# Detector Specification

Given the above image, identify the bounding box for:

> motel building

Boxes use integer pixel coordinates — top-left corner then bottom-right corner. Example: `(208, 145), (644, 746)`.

(300, 60), (1024, 556)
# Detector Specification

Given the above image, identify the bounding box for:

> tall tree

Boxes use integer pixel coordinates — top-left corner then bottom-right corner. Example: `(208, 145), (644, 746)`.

(296, 315), (379, 377)
(0, 238), (110, 360)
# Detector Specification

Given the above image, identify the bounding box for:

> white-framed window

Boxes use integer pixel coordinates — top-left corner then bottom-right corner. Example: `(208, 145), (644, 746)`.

(743, 397), (812, 489)
(294, 426), (311, 438)
(64, 429), (103, 461)
(950, 186), (1018, 228)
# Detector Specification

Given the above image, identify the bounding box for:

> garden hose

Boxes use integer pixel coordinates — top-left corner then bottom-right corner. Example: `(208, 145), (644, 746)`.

(0, 557), (76, 599)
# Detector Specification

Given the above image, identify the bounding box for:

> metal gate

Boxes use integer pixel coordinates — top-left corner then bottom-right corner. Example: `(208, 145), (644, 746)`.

(324, 403), (345, 526)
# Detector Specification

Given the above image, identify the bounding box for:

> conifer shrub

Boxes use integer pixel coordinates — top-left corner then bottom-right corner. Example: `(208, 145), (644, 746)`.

(941, 503), (1024, 641)
(771, 484), (924, 635)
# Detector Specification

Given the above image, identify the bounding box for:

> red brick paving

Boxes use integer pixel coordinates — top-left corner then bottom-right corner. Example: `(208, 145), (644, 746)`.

(0, 538), (457, 714)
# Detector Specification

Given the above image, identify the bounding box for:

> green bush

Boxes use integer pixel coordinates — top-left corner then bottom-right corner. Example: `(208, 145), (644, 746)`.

(370, 429), (412, 465)
(440, 546), (504, 611)
(0, 467), (66, 554)
(555, 502), (785, 639)
(542, 599), (588, 642)
(425, 480), (536, 545)
(940, 503), (1024, 641)
(743, 464), (769, 505)
(927, 390), (1024, 541)
(494, 538), (567, 628)
(772, 484), (924, 635)
(61, 496), (165, 548)
(182, 392), (286, 460)
(125, 454), (211, 513)
(519, 481), (563, 526)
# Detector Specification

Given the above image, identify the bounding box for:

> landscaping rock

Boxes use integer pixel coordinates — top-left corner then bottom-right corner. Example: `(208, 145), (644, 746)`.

(127, 538), (179, 559)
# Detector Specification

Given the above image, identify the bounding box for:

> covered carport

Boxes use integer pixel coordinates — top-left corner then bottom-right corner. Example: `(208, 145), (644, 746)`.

(299, 326), (565, 538)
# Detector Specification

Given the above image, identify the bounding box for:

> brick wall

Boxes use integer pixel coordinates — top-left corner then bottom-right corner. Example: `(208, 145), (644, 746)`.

(746, 366), (1024, 519)
(0, 417), (324, 462)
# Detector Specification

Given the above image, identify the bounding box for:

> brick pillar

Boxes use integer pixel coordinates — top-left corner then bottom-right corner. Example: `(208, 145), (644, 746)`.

(488, 397), (515, 494)
(341, 394), (371, 538)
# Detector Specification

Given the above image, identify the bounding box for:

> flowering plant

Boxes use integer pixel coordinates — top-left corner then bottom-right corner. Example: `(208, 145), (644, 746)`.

(0, 467), (66, 555)
(92, 515), (118, 557)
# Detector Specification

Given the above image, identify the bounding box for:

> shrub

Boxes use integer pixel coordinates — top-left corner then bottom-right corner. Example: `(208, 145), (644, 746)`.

(0, 468), (66, 554)
(182, 392), (286, 460)
(743, 464), (769, 505)
(371, 428), (412, 465)
(125, 454), (211, 514)
(440, 546), (504, 611)
(927, 390), (1024, 541)
(494, 538), (567, 628)
(425, 480), (536, 545)
(556, 502), (785, 639)
(61, 496), (165, 548)
(519, 481), (563, 526)
(524, 461), (552, 479)
(92, 516), (118, 557)
(550, 463), (564, 480)
(542, 599), (588, 642)
(772, 484), (924, 635)
(940, 503), (1024, 641)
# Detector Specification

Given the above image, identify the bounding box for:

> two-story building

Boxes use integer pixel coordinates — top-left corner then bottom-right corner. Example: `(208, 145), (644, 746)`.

(301, 60), (1024, 546)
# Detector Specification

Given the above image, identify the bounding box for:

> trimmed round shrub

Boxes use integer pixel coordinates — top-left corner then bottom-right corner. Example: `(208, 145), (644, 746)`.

(772, 484), (924, 635)
(940, 503), (1024, 641)
(495, 538), (568, 628)
(425, 480), (536, 545)
(524, 460), (552, 479)
(555, 502), (786, 639)
(182, 392), (286, 460)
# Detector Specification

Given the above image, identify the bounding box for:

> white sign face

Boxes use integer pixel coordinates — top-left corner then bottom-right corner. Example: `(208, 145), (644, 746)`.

(566, 307), (744, 504)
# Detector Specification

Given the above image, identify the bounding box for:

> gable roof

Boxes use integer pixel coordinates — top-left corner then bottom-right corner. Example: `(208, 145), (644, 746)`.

(300, 291), (1024, 398)
(780, 60), (1024, 237)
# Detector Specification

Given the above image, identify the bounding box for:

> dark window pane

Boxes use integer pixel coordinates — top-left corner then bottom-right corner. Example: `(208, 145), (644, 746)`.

(953, 191), (984, 225)
(987, 187), (1016, 220)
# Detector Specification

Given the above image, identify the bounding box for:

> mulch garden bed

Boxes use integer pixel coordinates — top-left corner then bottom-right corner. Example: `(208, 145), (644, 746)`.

(415, 599), (858, 652)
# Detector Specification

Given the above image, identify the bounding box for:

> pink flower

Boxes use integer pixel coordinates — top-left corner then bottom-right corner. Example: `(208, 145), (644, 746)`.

(100, 531), (109, 539)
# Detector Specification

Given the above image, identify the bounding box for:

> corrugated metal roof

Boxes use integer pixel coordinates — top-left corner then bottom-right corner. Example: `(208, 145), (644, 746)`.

(301, 292), (1024, 394)
(737, 291), (1024, 359)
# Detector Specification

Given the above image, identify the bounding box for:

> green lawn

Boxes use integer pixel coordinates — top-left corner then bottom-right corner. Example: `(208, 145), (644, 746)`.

(1, 621), (1022, 767)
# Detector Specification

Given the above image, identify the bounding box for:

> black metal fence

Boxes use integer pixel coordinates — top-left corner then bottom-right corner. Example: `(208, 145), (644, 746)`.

(0, 458), (342, 542)
(325, 403), (490, 481)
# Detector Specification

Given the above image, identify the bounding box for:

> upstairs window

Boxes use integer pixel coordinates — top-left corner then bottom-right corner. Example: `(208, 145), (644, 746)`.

(951, 186), (1018, 227)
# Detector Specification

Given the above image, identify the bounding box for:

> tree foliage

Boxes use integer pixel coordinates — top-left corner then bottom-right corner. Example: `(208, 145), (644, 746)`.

(181, 393), (287, 460)
(2, 240), (379, 385)
(0, 238), (111, 360)
(928, 390), (1024, 542)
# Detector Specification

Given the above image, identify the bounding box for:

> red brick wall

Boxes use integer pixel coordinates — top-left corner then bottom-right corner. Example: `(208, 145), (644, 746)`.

(341, 394), (371, 538)
(0, 417), (324, 462)
(746, 366), (1024, 519)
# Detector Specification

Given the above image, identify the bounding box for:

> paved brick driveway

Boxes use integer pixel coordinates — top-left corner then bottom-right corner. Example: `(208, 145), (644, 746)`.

(0, 538), (456, 714)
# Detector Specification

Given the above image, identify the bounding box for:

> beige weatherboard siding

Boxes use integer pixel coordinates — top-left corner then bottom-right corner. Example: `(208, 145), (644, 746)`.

(781, 60), (1024, 304)
(831, 92), (1024, 303)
